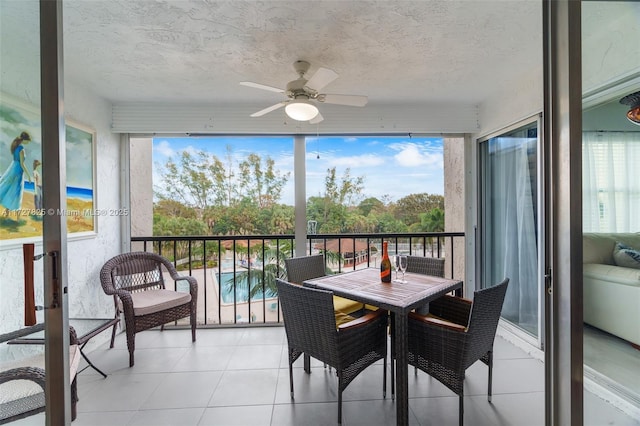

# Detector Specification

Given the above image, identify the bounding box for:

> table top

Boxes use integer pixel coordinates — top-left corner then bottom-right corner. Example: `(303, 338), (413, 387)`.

(304, 268), (462, 314)
(5, 318), (118, 346)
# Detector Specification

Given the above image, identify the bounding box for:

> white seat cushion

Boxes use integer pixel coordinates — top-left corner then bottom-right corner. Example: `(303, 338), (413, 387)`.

(0, 345), (79, 420)
(131, 289), (191, 316)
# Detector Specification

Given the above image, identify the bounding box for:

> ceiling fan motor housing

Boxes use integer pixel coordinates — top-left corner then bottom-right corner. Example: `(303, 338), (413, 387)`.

(286, 78), (316, 99)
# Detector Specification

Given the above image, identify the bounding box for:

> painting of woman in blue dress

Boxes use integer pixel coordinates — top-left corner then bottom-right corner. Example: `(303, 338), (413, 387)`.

(0, 131), (33, 211)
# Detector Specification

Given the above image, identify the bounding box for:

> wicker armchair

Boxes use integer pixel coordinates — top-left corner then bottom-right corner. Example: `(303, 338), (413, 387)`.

(276, 279), (388, 424)
(100, 251), (198, 367)
(407, 278), (509, 426)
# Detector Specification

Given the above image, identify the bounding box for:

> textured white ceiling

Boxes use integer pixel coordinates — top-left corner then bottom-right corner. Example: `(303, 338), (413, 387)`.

(61, 0), (542, 108)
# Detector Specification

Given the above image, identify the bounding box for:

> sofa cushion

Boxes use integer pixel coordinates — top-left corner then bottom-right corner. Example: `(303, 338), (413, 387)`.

(583, 263), (640, 287)
(583, 233), (640, 265)
(613, 242), (640, 269)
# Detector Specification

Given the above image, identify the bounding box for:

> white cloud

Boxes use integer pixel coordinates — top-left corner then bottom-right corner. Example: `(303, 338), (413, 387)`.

(330, 154), (385, 168)
(392, 143), (443, 168)
(154, 140), (174, 158)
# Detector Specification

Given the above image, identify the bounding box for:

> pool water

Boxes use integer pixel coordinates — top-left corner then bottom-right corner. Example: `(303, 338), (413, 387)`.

(218, 272), (277, 304)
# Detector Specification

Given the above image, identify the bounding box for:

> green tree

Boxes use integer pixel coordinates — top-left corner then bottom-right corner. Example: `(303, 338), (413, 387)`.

(395, 193), (444, 226)
(324, 167), (364, 207)
(155, 151), (220, 213)
(154, 199), (196, 218)
(422, 207), (445, 232)
(237, 153), (290, 208)
(357, 197), (384, 216)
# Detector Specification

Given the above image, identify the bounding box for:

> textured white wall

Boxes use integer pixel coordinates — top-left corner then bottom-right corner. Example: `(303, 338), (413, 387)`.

(0, 81), (121, 353)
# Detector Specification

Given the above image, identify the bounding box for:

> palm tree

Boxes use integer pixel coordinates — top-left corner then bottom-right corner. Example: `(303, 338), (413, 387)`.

(228, 239), (344, 301)
(422, 208), (445, 255)
(228, 239), (293, 301)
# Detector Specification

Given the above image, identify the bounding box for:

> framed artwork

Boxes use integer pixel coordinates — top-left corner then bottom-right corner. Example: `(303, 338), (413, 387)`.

(0, 92), (97, 245)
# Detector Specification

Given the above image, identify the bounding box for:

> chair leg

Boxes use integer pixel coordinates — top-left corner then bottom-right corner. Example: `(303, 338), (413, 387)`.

(289, 357), (295, 399)
(390, 312), (395, 399)
(487, 350), (493, 403)
(109, 321), (117, 349)
(391, 358), (395, 400)
(126, 330), (135, 367)
(383, 354), (387, 398)
(338, 372), (343, 424)
(304, 353), (311, 374)
(459, 392), (464, 426)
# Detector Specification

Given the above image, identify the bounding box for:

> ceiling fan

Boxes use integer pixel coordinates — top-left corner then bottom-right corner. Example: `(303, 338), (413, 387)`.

(240, 60), (368, 124)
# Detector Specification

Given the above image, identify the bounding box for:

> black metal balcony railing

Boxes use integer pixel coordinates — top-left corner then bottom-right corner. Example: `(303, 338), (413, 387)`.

(130, 232), (464, 327)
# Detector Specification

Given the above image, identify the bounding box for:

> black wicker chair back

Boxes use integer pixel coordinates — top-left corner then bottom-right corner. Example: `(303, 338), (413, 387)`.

(405, 255), (445, 277)
(464, 279), (510, 366)
(408, 277), (509, 426)
(100, 252), (198, 367)
(276, 278), (340, 365)
(284, 254), (327, 284)
(276, 278), (388, 424)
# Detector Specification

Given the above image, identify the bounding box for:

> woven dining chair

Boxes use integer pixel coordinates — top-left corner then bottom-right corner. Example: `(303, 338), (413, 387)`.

(407, 278), (509, 426)
(285, 254), (370, 372)
(276, 279), (388, 424)
(405, 255), (445, 277)
(284, 254), (366, 319)
(388, 255), (447, 396)
(100, 251), (198, 367)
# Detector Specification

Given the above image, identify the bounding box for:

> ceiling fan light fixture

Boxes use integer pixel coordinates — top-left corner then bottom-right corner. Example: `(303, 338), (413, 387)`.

(285, 100), (319, 121)
(620, 91), (640, 125)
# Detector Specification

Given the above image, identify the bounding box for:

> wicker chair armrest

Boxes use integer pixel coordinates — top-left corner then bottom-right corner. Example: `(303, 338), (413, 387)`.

(111, 289), (134, 310)
(0, 324), (45, 344)
(408, 312), (467, 332)
(174, 275), (198, 295)
(156, 256), (197, 294)
(429, 294), (472, 326)
(0, 366), (46, 389)
(338, 309), (387, 332)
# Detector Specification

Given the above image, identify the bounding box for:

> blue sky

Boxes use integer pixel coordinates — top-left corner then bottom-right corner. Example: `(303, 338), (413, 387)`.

(153, 135), (443, 206)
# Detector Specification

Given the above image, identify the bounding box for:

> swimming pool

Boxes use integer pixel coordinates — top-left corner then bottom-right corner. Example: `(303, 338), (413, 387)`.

(218, 272), (277, 304)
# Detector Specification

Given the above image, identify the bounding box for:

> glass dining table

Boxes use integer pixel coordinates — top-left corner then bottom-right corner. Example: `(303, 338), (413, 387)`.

(304, 267), (463, 426)
(6, 317), (119, 378)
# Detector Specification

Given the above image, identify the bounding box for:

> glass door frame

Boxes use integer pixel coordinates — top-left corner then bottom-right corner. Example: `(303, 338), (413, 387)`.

(476, 114), (545, 349)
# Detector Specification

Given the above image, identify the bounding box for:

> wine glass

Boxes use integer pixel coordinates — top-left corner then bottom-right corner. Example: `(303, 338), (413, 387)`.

(391, 255), (400, 282)
(398, 255), (408, 283)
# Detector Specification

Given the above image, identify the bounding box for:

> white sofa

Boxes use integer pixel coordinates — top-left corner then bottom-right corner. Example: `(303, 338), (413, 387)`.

(583, 233), (640, 346)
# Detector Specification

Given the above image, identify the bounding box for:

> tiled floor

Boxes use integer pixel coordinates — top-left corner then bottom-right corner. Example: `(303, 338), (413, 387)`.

(13, 326), (640, 426)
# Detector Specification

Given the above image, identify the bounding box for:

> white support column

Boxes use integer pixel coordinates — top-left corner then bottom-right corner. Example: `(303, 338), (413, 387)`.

(294, 135), (307, 257)
(120, 134), (131, 253)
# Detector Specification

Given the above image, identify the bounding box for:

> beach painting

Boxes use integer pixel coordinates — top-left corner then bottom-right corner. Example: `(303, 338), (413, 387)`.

(0, 92), (96, 243)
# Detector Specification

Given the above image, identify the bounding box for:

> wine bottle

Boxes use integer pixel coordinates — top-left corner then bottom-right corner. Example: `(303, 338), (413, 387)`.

(380, 241), (392, 283)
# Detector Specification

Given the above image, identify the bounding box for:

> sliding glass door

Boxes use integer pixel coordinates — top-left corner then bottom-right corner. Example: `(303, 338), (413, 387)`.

(479, 119), (542, 341)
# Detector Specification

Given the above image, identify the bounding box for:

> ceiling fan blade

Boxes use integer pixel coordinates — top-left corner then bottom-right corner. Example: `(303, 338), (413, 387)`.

(250, 102), (287, 117)
(304, 67), (338, 92)
(240, 81), (285, 93)
(309, 112), (324, 124)
(319, 94), (368, 107)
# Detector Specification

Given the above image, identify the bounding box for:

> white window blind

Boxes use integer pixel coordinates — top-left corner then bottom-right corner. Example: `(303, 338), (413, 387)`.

(583, 131), (640, 232)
